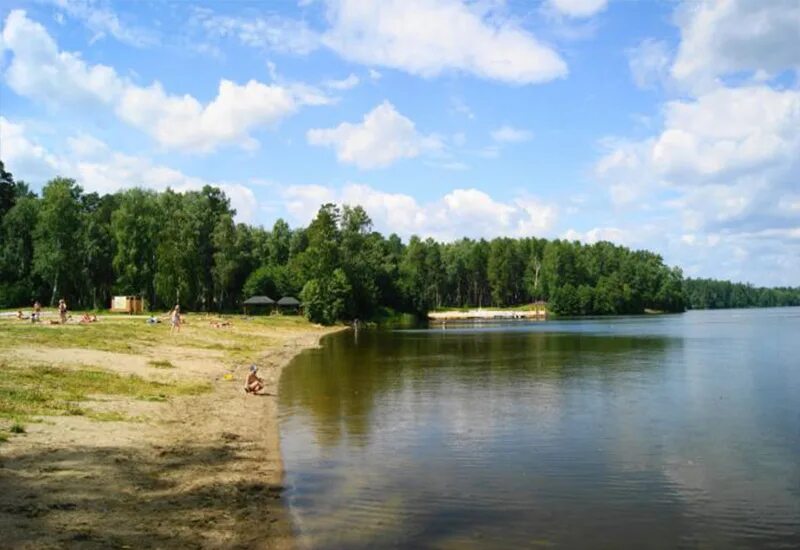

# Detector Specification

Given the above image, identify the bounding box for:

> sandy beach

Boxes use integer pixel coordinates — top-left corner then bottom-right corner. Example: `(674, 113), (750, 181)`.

(0, 313), (342, 549)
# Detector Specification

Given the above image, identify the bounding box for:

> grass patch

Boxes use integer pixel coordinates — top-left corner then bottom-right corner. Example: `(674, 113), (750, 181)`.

(10, 422), (25, 433)
(148, 359), (176, 369)
(0, 432), (8, 443)
(0, 363), (210, 428)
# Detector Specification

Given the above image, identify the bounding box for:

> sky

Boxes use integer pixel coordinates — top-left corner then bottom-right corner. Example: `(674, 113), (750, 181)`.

(0, 0), (798, 287)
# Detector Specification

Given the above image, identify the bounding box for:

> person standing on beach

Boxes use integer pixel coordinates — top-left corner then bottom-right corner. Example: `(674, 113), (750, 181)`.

(170, 304), (182, 334)
(58, 298), (68, 324)
(32, 300), (41, 323)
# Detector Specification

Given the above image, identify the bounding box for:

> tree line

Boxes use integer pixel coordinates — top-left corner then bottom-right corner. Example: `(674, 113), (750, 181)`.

(1, 164), (795, 323)
(683, 278), (800, 309)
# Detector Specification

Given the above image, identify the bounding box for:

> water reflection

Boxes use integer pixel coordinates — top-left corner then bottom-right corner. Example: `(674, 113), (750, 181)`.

(279, 310), (800, 549)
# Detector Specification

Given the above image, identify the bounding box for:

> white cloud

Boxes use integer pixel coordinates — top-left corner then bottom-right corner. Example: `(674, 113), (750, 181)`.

(368, 68), (382, 81)
(589, 0), (800, 286)
(0, 117), (63, 180)
(321, 0), (567, 84)
(307, 101), (442, 169)
(1, 10), (330, 153)
(190, 8), (319, 55)
(671, 0), (800, 88)
(0, 118), (259, 223)
(593, 85), (800, 285)
(597, 86), (800, 214)
(117, 79), (324, 153)
(491, 125), (533, 143)
(48, 0), (156, 47)
(652, 87), (799, 183)
(628, 39), (671, 90)
(279, 182), (558, 241)
(324, 73), (360, 90)
(563, 227), (628, 245)
(547, 0), (608, 18)
(2, 9), (124, 106)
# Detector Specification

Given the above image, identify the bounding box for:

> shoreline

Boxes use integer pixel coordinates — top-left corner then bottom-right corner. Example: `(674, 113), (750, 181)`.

(428, 308), (547, 320)
(0, 316), (344, 549)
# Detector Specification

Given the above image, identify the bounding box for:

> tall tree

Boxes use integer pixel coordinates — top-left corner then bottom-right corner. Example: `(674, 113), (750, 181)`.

(33, 178), (83, 305)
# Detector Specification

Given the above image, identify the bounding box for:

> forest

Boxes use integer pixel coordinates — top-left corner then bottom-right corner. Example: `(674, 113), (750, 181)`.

(684, 278), (800, 309)
(1, 164), (797, 323)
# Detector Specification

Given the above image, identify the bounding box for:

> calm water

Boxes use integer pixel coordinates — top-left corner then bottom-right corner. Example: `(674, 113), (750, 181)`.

(279, 309), (800, 548)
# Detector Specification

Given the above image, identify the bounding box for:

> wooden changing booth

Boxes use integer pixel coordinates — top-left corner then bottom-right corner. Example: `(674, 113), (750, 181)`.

(110, 295), (143, 314)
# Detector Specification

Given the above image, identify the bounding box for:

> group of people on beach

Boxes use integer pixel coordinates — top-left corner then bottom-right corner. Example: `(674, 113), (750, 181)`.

(18, 299), (100, 325)
(16, 297), (265, 394)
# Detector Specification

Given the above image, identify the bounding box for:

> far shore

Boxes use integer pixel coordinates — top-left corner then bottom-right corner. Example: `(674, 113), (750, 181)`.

(0, 310), (343, 549)
(428, 306), (547, 321)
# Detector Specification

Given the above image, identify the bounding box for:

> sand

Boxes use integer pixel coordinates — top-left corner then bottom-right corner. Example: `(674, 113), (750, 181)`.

(0, 320), (342, 549)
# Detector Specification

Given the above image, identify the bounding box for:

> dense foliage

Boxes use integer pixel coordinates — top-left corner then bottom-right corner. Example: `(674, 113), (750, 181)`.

(0, 166), (793, 323)
(684, 278), (800, 309)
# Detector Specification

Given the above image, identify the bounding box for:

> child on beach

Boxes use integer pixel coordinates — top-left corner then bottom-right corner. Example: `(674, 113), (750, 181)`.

(169, 304), (181, 334)
(244, 365), (264, 394)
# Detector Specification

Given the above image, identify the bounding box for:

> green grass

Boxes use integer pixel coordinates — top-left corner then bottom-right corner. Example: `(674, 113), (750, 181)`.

(0, 363), (210, 435)
(0, 314), (315, 359)
(10, 422), (25, 433)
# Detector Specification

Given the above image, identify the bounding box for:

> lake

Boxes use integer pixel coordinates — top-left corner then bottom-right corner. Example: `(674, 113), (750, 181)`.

(278, 308), (800, 548)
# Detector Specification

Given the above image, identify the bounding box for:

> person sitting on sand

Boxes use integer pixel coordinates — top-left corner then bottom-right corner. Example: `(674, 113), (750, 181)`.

(79, 312), (97, 324)
(245, 365), (264, 394)
(169, 304), (181, 334)
(16, 310), (28, 320)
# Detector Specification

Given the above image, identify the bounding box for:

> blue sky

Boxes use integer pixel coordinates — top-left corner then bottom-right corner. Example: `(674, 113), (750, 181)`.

(1, 0), (798, 286)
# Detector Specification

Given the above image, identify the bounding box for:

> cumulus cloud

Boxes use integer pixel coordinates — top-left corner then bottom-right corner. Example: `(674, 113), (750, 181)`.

(320, 0), (567, 84)
(491, 125), (533, 143)
(597, 86), (800, 226)
(0, 118), (259, 223)
(307, 101), (442, 169)
(116, 79), (324, 153)
(671, 0), (800, 88)
(280, 182), (558, 240)
(1, 10), (329, 153)
(2, 10), (124, 106)
(546, 0), (608, 18)
(591, 0), (800, 286)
